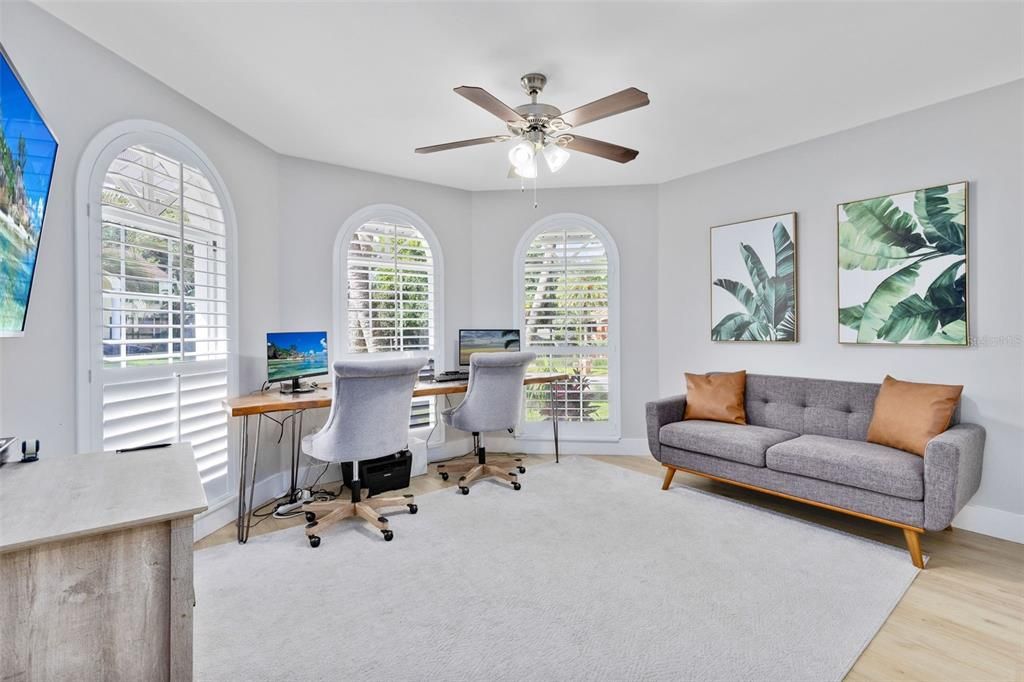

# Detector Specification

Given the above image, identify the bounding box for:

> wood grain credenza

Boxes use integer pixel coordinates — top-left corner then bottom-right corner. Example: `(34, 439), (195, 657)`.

(0, 444), (207, 681)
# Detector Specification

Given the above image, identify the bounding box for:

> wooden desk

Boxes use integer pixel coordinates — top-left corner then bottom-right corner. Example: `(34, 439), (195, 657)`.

(223, 373), (568, 543)
(0, 444), (207, 680)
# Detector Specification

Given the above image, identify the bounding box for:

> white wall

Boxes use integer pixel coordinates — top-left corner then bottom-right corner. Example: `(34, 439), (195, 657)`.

(0, 1), (281, 459)
(657, 81), (1024, 525)
(470, 186), (660, 445)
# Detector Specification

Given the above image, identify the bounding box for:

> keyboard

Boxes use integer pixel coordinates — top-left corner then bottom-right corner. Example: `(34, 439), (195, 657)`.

(434, 371), (469, 382)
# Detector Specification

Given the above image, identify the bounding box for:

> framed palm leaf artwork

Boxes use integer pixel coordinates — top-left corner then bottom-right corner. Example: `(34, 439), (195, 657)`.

(710, 213), (797, 342)
(838, 182), (968, 346)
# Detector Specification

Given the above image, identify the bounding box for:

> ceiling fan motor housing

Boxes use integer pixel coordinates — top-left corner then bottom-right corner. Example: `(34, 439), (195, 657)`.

(511, 102), (562, 129)
(508, 73), (568, 138)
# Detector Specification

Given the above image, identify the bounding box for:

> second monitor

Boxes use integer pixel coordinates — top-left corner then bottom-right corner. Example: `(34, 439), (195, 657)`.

(267, 330), (329, 393)
(458, 329), (521, 366)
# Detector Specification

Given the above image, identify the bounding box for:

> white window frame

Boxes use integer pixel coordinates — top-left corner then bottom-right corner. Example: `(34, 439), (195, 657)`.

(513, 212), (621, 442)
(333, 204), (445, 443)
(74, 120), (239, 495)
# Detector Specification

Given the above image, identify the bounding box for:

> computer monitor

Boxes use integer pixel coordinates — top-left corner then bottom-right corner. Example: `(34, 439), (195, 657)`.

(458, 329), (521, 367)
(266, 331), (328, 393)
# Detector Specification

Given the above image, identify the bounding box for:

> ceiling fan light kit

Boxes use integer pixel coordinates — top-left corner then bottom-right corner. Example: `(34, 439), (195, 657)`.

(514, 159), (538, 180)
(416, 72), (649, 203)
(508, 137), (537, 172)
(542, 142), (570, 173)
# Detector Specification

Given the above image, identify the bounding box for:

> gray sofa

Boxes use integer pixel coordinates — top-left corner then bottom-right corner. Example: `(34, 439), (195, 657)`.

(646, 373), (985, 567)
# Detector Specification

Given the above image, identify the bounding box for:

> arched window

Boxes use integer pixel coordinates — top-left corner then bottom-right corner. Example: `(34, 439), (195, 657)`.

(335, 205), (442, 431)
(515, 214), (620, 440)
(77, 123), (237, 504)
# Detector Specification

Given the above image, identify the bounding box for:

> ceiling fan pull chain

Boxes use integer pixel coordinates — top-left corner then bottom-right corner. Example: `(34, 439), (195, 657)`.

(533, 177), (538, 209)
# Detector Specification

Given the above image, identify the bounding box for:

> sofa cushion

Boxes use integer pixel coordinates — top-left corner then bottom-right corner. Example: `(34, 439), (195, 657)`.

(766, 434), (924, 501)
(659, 420), (799, 467)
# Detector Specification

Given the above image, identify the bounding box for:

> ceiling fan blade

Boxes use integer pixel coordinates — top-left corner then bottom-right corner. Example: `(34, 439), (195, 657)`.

(558, 87), (650, 129)
(454, 86), (526, 125)
(415, 135), (509, 154)
(561, 135), (639, 163)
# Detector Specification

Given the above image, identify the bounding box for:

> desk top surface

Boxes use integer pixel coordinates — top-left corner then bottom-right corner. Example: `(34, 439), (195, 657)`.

(223, 372), (569, 417)
(0, 444), (208, 554)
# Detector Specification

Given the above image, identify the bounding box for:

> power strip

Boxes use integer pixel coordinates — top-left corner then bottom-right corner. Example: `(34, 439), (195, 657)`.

(273, 488), (313, 518)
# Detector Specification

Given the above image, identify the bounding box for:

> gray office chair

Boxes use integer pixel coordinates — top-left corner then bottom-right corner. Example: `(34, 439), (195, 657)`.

(300, 355), (425, 547)
(437, 351), (537, 494)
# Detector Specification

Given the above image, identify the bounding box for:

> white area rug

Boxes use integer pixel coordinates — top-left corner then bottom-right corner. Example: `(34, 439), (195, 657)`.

(195, 457), (919, 681)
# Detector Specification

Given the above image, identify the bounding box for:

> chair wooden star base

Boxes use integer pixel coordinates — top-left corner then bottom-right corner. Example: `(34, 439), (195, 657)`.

(436, 435), (523, 494)
(301, 492), (417, 547)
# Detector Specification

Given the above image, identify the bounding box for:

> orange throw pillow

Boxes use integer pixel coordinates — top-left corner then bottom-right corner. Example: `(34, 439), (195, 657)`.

(866, 375), (963, 456)
(683, 370), (747, 424)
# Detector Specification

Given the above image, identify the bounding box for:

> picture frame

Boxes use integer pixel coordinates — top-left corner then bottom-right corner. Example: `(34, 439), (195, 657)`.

(837, 181), (968, 346)
(710, 212), (798, 343)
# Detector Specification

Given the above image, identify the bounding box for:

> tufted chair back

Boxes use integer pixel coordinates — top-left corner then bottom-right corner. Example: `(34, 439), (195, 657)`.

(443, 351), (536, 433)
(303, 356), (426, 463)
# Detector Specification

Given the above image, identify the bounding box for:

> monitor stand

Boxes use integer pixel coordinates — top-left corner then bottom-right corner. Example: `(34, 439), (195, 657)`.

(280, 377), (315, 394)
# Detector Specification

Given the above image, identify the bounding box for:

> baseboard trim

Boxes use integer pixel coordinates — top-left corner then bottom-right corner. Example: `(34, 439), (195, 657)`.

(194, 437), (479, 540)
(426, 436), (474, 462)
(193, 467), (297, 541)
(952, 504), (1024, 544)
(487, 436), (648, 456)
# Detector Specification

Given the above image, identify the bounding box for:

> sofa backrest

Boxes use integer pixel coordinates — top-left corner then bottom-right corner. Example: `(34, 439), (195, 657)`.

(744, 373), (959, 441)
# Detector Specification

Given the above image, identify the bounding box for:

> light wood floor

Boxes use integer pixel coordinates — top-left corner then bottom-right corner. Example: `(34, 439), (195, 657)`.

(197, 453), (1024, 681)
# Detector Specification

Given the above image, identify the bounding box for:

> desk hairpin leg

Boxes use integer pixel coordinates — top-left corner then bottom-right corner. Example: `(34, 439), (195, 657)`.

(288, 410), (303, 503)
(294, 410), (304, 500)
(550, 384), (560, 463)
(235, 414), (249, 543)
(236, 413), (263, 544)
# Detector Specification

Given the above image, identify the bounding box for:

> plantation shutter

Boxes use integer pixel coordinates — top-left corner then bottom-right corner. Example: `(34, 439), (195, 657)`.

(97, 145), (231, 502)
(522, 227), (610, 424)
(346, 221), (435, 428)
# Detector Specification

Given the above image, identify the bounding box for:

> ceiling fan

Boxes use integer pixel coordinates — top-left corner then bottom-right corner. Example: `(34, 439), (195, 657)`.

(415, 73), (649, 179)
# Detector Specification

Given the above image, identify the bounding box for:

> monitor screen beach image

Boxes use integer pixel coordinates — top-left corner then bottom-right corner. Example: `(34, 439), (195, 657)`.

(0, 46), (58, 336)
(266, 331), (329, 382)
(459, 329), (520, 365)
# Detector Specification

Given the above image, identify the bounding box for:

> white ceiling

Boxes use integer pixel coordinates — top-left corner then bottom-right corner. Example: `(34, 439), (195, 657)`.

(37, 1), (1024, 191)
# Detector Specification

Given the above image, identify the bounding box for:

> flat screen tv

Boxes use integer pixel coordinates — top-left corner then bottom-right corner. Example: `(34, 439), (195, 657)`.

(0, 43), (58, 337)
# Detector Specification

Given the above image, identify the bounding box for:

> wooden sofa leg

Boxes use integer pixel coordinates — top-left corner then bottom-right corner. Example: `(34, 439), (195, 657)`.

(903, 528), (925, 569)
(661, 466), (676, 491)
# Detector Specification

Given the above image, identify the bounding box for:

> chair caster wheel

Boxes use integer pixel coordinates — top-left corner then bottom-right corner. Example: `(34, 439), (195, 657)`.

(518, 466), (526, 474)
(382, 529), (394, 541)
(304, 511), (316, 523)
(459, 486), (469, 495)
(308, 535), (321, 548)
(408, 503), (418, 514)
(440, 472), (449, 481)
(512, 482), (522, 491)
